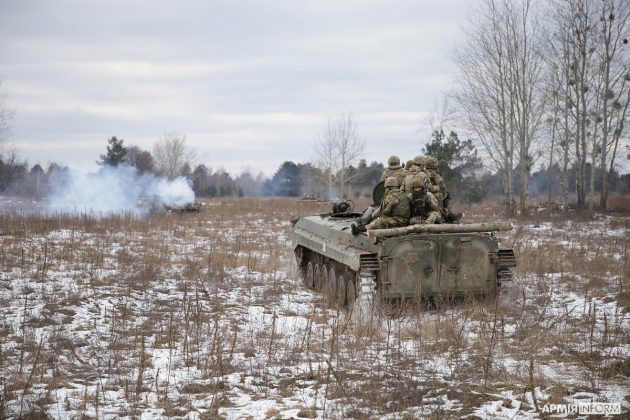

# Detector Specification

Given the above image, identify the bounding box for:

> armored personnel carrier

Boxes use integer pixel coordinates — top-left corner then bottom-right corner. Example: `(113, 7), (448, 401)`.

(291, 197), (516, 307)
(164, 202), (202, 213)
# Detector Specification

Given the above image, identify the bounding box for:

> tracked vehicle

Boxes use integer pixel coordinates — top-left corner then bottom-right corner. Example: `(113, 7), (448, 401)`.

(165, 202), (202, 213)
(291, 197), (516, 306)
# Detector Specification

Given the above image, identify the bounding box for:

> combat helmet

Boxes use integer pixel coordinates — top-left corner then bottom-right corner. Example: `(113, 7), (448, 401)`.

(413, 155), (426, 167)
(388, 155), (401, 167)
(411, 177), (425, 190)
(384, 176), (398, 188)
(425, 157), (439, 170)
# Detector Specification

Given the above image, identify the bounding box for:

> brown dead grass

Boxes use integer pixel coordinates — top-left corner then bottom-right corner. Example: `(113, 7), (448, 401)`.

(0, 197), (628, 418)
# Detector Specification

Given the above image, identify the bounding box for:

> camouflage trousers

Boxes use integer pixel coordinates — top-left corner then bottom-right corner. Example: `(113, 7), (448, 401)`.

(410, 211), (441, 225)
(366, 216), (408, 230)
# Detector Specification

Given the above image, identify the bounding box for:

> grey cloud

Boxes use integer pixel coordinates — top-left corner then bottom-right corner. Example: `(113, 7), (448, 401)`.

(0, 0), (468, 175)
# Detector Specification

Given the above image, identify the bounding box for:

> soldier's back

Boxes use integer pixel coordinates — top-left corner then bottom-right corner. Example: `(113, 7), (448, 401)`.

(404, 169), (430, 193)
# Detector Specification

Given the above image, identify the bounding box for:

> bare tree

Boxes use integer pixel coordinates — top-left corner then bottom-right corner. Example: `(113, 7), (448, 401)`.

(314, 113), (365, 199)
(454, 0), (546, 215)
(152, 133), (195, 180)
(235, 168), (266, 197)
(545, 0), (629, 210)
(315, 118), (338, 200)
(426, 97), (456, 132)
(0, 80), (14, 143)
(454, 0), (516, 215)
(561, 0), (598, 210)
(0, 148), (27, 192)
(0, 80), (23, 192)
(335, 114), (365, 199)
(608, 88), (630, 176)
(596, 0), (630, 208)
(508, 0), (547, 214)
(545, 0), (581, 213)
(542, 88), (560, 216)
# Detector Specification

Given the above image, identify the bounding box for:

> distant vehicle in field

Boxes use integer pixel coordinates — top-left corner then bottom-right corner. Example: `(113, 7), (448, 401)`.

(299, 193), (321, 201)
(164, 202), (202, 213)
(291, 187), (516, 307)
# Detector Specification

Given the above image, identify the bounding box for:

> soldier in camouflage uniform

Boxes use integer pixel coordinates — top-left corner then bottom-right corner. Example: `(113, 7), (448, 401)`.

(400, 159), (413, 182)
(408, 178), (441, 225)
(366, 177), (410, 230)
(424, 157), (446, 200)
(352, 177), (410, 234)
(425, 156), (450, 219)
(380, 155), (406, 187)
(424, 156), (460, 223)
(401, 155), (431, 193)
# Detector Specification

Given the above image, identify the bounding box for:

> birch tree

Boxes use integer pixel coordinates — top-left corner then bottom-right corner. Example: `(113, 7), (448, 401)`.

(546, 0), (629, 210)
(454, 1), (514, 214)
(596, 0), (630, 208)
(565, 0), (597, 210)
(153, 133), (195, 180)
(454, 0), (545, 215)
(545, 1), (581, 213)
(335, 114), (365, 199)
(315, 119), (338, 200)
(506, 0), (547, 214)
(314, 113), (365, 199)
(0, 80), (13, 142)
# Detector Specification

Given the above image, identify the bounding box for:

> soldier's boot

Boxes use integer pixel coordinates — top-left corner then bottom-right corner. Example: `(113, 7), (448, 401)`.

(444, 211), (462, 224)
(351, 222), (366, 236)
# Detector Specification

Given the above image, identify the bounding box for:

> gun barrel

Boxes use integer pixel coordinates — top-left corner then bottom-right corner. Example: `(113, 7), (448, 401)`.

(357, 204), (377, 226)
(367, 222), (513, 238)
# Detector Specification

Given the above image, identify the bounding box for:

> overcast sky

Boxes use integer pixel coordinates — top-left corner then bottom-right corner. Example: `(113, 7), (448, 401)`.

(0, 0), (469, 176)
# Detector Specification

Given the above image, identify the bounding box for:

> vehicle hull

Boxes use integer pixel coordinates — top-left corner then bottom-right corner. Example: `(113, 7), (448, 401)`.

(292, 214), (516, 303)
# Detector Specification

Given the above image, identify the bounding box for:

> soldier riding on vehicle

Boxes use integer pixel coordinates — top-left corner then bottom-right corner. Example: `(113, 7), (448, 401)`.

(408, 178), (441, 225)
(424, 156), (461, 223)
(402, 155), (431, 193)
(380, 155), (406, 187)
(352, 176), (410, 235)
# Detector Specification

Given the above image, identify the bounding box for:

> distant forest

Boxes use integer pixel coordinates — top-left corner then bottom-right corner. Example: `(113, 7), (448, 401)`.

(1, 128), (630, 205)
(2, 152), (630, 204)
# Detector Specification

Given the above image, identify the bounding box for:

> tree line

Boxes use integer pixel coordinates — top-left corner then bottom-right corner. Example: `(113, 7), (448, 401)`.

(2, 124), (629, 203)
(452, 0), (630, 213)
(0, 132), (381, 199)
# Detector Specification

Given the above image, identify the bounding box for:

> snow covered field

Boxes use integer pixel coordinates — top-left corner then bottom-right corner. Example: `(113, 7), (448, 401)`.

(0, 198), (628, 419)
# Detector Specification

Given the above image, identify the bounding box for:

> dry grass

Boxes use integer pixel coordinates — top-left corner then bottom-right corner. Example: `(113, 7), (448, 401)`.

(608, 194), (630, 213)
(0, 197), (628, 418)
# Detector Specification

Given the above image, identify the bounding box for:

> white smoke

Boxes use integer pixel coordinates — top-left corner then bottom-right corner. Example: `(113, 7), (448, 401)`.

(46, 164), (195, 215)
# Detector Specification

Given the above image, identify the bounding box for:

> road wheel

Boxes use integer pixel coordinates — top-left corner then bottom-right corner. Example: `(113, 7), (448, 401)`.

(335, 270), (347, 308)
(313, 264), (322, 290)
(345, 272), (357, 307)
(321, 265), (330, 297)
(325, 266), (340, 307)
(305, 261), (314, 288)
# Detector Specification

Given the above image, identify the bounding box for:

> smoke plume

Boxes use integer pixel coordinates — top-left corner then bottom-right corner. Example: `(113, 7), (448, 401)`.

(46, 164), (195, 215)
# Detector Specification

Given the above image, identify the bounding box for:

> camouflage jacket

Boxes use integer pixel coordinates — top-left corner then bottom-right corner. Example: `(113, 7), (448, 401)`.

(401, 166), (431, 193)
(380, 165), (406, 187)
(426, 169), (447, 200)
(372, 188), (410, 220)
(408, 191), (441, 224)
